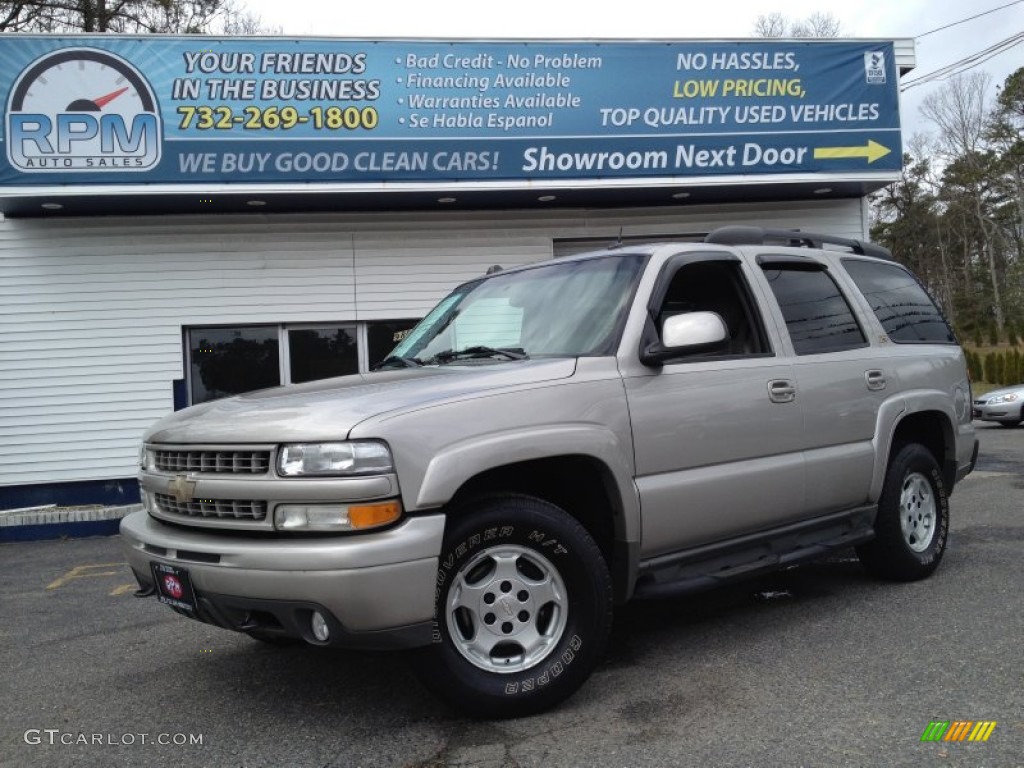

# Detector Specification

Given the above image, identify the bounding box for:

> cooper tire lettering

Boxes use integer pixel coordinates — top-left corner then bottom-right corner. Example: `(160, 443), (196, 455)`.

(415, 494), (612, 717)
(857, 443), (950, 581)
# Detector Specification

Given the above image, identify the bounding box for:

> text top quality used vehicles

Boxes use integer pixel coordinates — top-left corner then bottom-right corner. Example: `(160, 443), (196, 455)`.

(122, 226), (978, 718)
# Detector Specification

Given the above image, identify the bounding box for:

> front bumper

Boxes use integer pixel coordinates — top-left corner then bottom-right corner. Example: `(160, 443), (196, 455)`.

(120, 510), (444, 649)
(972, 401), (1021, 423)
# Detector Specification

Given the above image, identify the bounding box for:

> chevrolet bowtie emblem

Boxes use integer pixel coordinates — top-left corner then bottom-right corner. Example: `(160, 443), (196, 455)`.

(168, 474), (197, 503)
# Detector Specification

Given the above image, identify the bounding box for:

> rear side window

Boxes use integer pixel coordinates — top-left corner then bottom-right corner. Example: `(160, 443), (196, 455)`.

(762, 267), (867, 355)
(842, 259), (956, 343)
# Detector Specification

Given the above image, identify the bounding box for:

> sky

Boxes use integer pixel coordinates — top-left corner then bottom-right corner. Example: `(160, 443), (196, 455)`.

(237, 0), (1024, 143)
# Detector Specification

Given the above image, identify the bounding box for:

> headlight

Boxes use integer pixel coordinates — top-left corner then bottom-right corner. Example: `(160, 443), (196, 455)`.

(277, 441), (393, 476)
(139, 443), (153, 470)
(987, 393), (1018, 404)
(274, 500), (402, 531)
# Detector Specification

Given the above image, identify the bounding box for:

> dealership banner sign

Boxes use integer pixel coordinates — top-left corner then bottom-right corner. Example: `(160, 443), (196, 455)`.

(0, 37), (901, 187)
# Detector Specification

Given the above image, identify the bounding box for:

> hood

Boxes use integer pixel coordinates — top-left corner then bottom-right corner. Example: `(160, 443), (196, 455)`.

(978, 383), (1024, 401)
(145, 358), (577, 444)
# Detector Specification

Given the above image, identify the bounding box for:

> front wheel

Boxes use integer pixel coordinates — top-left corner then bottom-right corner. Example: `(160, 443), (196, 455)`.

(856, 443), (949, 581)
(415, 494), (612, 718)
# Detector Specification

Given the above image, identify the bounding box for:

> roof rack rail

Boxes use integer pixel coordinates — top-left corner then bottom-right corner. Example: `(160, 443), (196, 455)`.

(704, 226), (894, 261)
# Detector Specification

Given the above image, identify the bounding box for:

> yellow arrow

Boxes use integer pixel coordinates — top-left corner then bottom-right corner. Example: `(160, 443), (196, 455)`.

(813, 140), (891, 164)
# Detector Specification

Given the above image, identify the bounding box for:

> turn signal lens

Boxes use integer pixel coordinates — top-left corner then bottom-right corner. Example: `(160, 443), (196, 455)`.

(349, 500), (402, 530)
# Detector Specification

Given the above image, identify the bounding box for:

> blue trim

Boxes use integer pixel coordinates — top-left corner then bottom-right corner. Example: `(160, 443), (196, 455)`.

(0, 519), (121, 542)
(173, 378), (187, 411)
(0, 478), (140, 511)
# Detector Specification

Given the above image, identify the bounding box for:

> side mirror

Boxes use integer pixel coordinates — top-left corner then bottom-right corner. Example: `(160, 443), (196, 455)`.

(640, 311), (729, 365)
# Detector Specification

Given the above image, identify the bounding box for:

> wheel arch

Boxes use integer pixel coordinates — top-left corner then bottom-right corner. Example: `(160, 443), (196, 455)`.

(875, 406), (956, 498)
(427, 441), (639, 603)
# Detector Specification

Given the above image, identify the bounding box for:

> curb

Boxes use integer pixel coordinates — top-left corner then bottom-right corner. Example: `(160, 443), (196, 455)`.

(0, 504), (141, 543)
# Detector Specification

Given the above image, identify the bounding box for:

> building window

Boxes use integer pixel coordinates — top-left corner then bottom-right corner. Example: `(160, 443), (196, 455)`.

(189, 327), (281, 405)
(288, 326), (358, 384)
(186, 320), (421, 404)
(365, 320), (421, 370)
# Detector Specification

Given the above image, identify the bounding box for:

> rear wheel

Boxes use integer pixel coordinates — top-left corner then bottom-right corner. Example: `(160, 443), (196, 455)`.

(857, 443), (949, 581)
(415, 494), (612, 718)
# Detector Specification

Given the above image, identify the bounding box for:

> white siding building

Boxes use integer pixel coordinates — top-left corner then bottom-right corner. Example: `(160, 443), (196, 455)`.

(0, 199), (868, 506)
(0, 35), (913, 508)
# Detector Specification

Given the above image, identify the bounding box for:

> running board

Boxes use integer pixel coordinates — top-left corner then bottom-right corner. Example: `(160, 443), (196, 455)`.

(632, 506), (875, 600)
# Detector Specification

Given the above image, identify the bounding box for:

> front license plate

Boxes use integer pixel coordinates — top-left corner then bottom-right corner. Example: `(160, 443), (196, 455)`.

(151, 562), (197, 613)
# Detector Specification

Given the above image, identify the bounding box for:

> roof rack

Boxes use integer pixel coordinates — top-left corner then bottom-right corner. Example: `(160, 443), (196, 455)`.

(704, 226), (894, 261)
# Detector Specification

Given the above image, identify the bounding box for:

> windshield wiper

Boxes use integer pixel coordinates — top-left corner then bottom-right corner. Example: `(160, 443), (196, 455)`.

(373, 354), (424, 370)
(430, 346), (528, 364)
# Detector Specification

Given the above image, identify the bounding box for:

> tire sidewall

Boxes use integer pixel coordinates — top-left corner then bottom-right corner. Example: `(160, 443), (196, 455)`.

(882, 444), (949, 568)
(424, 496), (611, 716)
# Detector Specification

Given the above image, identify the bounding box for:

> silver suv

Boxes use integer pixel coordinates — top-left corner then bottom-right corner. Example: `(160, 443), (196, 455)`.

(122, 227), (978, 717)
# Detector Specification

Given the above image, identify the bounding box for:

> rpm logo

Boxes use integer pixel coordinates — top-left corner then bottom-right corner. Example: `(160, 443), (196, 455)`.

(6, 48), (161, 173)
(162, 574), (184, 599)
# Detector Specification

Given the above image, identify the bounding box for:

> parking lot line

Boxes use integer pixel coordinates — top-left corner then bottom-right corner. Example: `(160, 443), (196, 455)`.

(46, 562), (128, 590)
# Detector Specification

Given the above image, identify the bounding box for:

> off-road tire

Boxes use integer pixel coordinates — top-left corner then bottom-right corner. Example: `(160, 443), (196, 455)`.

(415, 493), (612, 718)
(857, 443), (949, 581)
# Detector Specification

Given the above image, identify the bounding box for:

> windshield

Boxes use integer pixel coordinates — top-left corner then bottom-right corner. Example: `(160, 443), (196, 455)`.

(388, 255), (644, 364)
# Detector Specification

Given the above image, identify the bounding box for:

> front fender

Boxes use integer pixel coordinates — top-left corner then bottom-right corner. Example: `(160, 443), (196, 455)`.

(416, 424), (641, 545)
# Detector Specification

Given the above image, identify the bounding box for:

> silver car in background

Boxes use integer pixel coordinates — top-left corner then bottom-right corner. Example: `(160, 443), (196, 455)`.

(973, 383), (1024, 426)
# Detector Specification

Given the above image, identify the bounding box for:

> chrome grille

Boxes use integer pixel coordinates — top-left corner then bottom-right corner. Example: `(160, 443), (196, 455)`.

(155, 449), (270, 474)
(154, 493), (267, 520)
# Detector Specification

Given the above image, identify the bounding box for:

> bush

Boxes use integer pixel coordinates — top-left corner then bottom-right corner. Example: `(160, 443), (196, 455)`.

(973, 325), (984, 347)
(967, 349), (984, 382)
(1011, 350), (1023, 383)
(1008, 321), (1019, 348)
(988, 321), (999, 347)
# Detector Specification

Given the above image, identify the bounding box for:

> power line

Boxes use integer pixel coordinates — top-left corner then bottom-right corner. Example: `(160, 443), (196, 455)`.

(900, 32), (1024, 90)
(916, 0), (1023, 39)
(905, 32), (1024, 84)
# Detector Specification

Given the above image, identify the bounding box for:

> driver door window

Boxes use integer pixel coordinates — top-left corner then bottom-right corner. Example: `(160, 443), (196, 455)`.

(655, 260), (770, 359)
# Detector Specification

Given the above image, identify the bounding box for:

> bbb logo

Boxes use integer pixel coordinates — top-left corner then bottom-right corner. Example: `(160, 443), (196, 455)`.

(6, 48), (161, 173)
(864, 51), (886, 85)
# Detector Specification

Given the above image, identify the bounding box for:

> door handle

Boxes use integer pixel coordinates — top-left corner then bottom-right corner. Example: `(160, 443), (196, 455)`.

(865, 370), (887, 391)
(768, 379), (796, 403)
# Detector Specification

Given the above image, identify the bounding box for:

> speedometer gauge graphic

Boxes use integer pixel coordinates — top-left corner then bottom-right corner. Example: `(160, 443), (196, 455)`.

(6, 48), (161, 173)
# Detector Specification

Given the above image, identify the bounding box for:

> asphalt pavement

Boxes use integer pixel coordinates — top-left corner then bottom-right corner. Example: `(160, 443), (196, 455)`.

(1, 423), (1021, 768)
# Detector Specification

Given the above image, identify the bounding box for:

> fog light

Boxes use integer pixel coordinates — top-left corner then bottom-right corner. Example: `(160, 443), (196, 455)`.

(273, 500), (403, 531)
(275, 504), (348, 531)
(311, 611), (330, 642)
